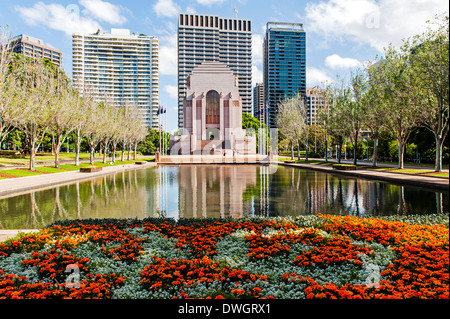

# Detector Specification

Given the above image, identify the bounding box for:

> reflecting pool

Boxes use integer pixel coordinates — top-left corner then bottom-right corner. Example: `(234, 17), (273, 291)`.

(0, 165), (448, 229)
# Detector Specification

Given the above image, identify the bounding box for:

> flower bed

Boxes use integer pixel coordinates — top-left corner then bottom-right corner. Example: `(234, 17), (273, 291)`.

(0, 214), (448, 299)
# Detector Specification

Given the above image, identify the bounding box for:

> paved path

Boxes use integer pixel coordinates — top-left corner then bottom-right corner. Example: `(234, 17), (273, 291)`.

(158, 154), (271, 165)
(0, 162), (157, 199)
(0, 230), (40, 243)
(277, 161), (449, 191)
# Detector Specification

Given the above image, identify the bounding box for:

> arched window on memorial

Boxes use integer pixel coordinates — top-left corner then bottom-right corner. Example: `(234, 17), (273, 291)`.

(206, 90), (220, 125)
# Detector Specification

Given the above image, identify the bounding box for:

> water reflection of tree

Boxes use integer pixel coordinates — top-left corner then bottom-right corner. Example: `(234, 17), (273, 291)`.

(0, 169), (156, 229)
(268, 166), (447, 217)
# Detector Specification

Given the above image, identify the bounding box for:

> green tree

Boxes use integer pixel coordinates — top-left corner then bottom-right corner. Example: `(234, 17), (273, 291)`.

(346, 70), (369, 165)
(11, 54), (54, 170)
(277, 93), (308, 161)
(377, 43), (421, 169)
(365, 60), (388, 167)
(242, 112), (266, 153)
(319, 80), (352, 164)
(408, 14), (449, 172)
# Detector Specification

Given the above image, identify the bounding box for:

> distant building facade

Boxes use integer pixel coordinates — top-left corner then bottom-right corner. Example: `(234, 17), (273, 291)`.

(9, 34), (62, 67)
(171, 62), (256, 155)
(178, 13), (252, 129)
(72, 29), (159, 128)
(253, 83), (264, 123)
(263, 22), (306, 128)
(306, 86), (326, 125)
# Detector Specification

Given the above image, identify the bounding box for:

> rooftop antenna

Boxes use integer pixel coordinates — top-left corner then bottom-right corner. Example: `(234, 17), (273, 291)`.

(233, 6), (238, 19)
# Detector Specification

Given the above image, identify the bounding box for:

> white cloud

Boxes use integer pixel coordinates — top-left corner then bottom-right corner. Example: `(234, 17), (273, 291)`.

(252, 34), (264, 66)
(307, 67), (332, 87)
(165, 85), (178, 99)
(305, 0), (449, 52)
(252, 65), (263, 87)
(153, 0), (181, 18)
(196, 0), (226, 6)
(185, 6), (196, 14)
(15, 2), (101, 36)
(159, 34), (178, 76)
(325, 54), (362, 70)
(252, 33), (264, 87)
(79, 0), (127, 25)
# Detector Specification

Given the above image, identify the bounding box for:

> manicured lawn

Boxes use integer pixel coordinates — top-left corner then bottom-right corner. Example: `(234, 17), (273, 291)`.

(0, 161), (141, 179)
(0, 214), (447, 299)
(79, 161), (136, 168)
(278, 157), (449, 178)
(0, 169), (46, 177)
(58, 165), (84, 171)
(31, 167), (71, 174)
(369, 167), (449, 178)
(0, 167), (75, 178)
(0, 152), (101, 166)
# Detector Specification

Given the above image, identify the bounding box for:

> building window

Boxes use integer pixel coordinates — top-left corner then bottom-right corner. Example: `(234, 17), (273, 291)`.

(206, 90), (220, 125)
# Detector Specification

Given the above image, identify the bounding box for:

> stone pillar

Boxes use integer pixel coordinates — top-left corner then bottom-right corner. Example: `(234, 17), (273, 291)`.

(219, 92), (224, 140)
(192, 92), (196, 139)
(201, 92), (206, 140)
(228, 93), (233, 141)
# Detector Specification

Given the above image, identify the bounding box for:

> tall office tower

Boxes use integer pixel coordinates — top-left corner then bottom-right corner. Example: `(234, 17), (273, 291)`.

(263, 22), (306, 128)
(72, 29), (159, 128)
(9, 34), (62, 67)
(253, 83), (264, 122)
(178, 13), (252, 129)
(306, 86), (326, 125)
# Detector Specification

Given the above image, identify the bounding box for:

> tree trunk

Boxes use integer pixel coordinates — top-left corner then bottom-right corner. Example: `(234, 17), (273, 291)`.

(337, 137), (342, 165)
(324, 134), (328, 163)
(55, 147), (61, 169)
(353, 130), (359, 166)
(133, 143), (137, 160)
(127, 143), (131, 161)
(51, 132), (55, 156)
(54, 134), (64, 169)
(29, 143), (36, 171)
(89, 144), (95, 165)
(297, 140), (301, 161)
(397, 140), (405, 169)
(434, 135), (443, 172)
(112, 143), (117, 163)
(121, 138), (125, 162)
(372, 136), (379, 167)
(290, 140), (294, 160)
(305, 131), (309, 161)
(102, 140), (109, 164)
(75, 130), (81, 167)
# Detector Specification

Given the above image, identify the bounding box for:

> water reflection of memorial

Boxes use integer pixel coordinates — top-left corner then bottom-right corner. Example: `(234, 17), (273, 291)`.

(0, 165), (447, 230)
(178, 165), (257, 218)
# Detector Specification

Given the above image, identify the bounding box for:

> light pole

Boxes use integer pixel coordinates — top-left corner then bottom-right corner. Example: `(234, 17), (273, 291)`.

(158, 105), (162, 154)
(363, 139), (369, 162)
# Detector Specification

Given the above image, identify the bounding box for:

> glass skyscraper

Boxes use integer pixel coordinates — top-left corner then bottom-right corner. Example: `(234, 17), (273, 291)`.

(263, 22), (306, 128)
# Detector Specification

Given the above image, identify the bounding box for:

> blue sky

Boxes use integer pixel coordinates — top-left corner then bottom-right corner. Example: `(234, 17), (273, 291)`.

(1, 0), (448, 132)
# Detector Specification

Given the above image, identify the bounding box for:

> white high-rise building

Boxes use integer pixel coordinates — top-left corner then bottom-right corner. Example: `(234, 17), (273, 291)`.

(72, 29), (159, 128)
(178, 14), (252, 129)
